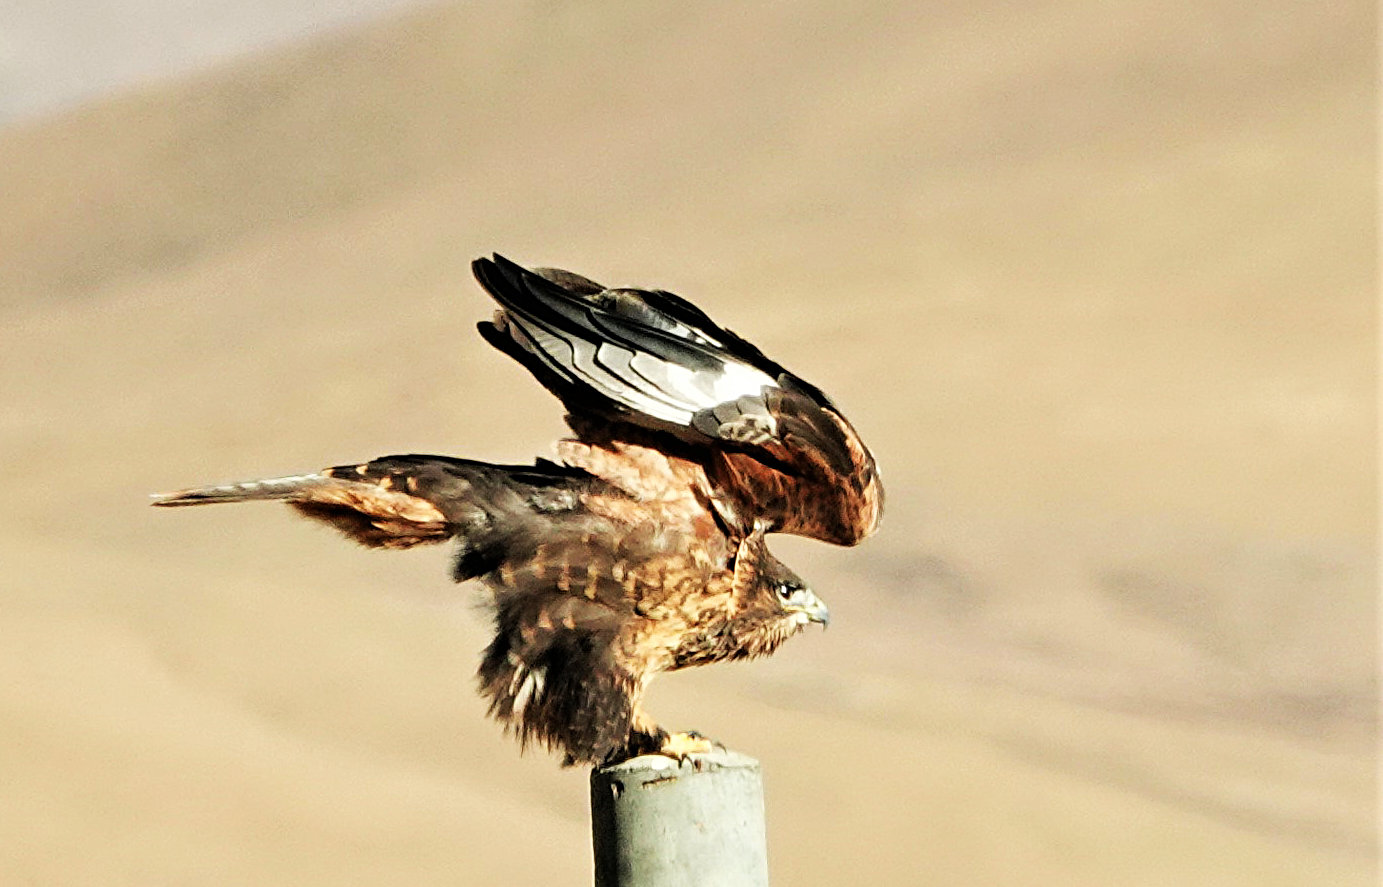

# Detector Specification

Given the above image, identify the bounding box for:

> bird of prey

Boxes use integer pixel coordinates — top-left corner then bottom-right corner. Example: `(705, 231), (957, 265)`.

(153, 254), (883, 766)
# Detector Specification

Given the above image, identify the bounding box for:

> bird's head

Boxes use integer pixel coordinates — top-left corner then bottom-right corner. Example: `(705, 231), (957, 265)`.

(759, 556), (830, 629)
(725, 526), (831, 659)
(723, 556), (830, 660)
(772, 576), (831, 628)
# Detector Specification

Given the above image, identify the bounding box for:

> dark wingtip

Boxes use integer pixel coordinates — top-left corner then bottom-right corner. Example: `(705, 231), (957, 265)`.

(471, 251), (517, 278)
(471, 254), (497, 286)
(471, 253), (537, 303)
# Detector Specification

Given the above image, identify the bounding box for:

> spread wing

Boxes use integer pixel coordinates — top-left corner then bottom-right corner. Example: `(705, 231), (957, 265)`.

(472, 254), (883, 546)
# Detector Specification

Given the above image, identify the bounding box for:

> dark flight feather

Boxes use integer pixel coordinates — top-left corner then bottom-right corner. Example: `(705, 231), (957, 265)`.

(153, 254), (880, 765)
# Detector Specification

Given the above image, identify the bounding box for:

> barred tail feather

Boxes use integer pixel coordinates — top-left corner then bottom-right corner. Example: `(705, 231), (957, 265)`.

(150, 474), (331, 506)
(151, 467), (452, 549)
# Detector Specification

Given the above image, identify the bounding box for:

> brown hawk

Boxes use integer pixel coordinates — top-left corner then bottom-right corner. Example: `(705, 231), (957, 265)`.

(154, 255), (883, 766)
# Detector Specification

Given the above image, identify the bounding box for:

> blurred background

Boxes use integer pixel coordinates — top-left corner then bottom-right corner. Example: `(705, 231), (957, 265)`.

(0, 1), (1374, 884)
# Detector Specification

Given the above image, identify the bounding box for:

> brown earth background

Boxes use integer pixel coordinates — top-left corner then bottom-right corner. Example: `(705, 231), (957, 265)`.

(0, 2), (1376, 884)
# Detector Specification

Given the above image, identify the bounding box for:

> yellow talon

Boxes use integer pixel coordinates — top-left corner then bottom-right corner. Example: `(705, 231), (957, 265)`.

(658, 731), (719, 762)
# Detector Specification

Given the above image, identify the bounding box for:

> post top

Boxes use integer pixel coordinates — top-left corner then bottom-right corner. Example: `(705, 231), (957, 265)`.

(594, 748), (761, 778)
(589, 746), (770, 886)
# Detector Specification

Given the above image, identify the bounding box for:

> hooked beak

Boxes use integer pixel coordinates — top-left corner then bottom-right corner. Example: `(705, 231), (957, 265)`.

(785, 589), (831, 628)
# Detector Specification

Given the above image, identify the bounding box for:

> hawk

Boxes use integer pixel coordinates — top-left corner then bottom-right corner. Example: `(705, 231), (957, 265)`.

(154, 255), (883, 766)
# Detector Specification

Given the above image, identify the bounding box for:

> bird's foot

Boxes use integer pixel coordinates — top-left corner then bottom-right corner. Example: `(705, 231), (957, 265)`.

(609, 722), (725, 767)
(657, 730), (722, 763)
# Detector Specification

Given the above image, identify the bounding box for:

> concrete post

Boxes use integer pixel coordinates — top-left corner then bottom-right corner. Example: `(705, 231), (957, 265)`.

(590, 750), (769, 887)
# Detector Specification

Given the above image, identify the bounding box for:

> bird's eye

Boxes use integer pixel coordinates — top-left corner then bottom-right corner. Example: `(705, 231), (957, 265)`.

(776, 582), (796, 602)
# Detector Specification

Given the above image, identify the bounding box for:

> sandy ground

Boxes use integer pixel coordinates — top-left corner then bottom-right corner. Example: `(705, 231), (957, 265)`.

(0, 1), (1375, 884)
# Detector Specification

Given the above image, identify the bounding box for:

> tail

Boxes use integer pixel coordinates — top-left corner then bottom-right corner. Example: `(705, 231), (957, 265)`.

(152, 461), (453, 550)
(153, 455), (599, 575)
(151, 473), (341, 507)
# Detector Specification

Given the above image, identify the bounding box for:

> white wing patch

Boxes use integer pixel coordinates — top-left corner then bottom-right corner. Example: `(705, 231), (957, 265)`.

(632, 355), (776, 409)
(508, 311), (781, 432)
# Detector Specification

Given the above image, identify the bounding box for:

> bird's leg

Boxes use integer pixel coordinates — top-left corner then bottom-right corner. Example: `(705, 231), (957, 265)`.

(616, 706), (669, 761)
(620, 706), (718, 763)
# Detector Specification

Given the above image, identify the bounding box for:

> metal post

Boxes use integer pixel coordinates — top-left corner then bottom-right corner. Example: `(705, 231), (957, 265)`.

(590, 750), (769, 887)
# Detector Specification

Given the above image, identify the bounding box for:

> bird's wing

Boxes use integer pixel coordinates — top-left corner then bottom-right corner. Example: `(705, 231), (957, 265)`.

(472, 254), (882, 546)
